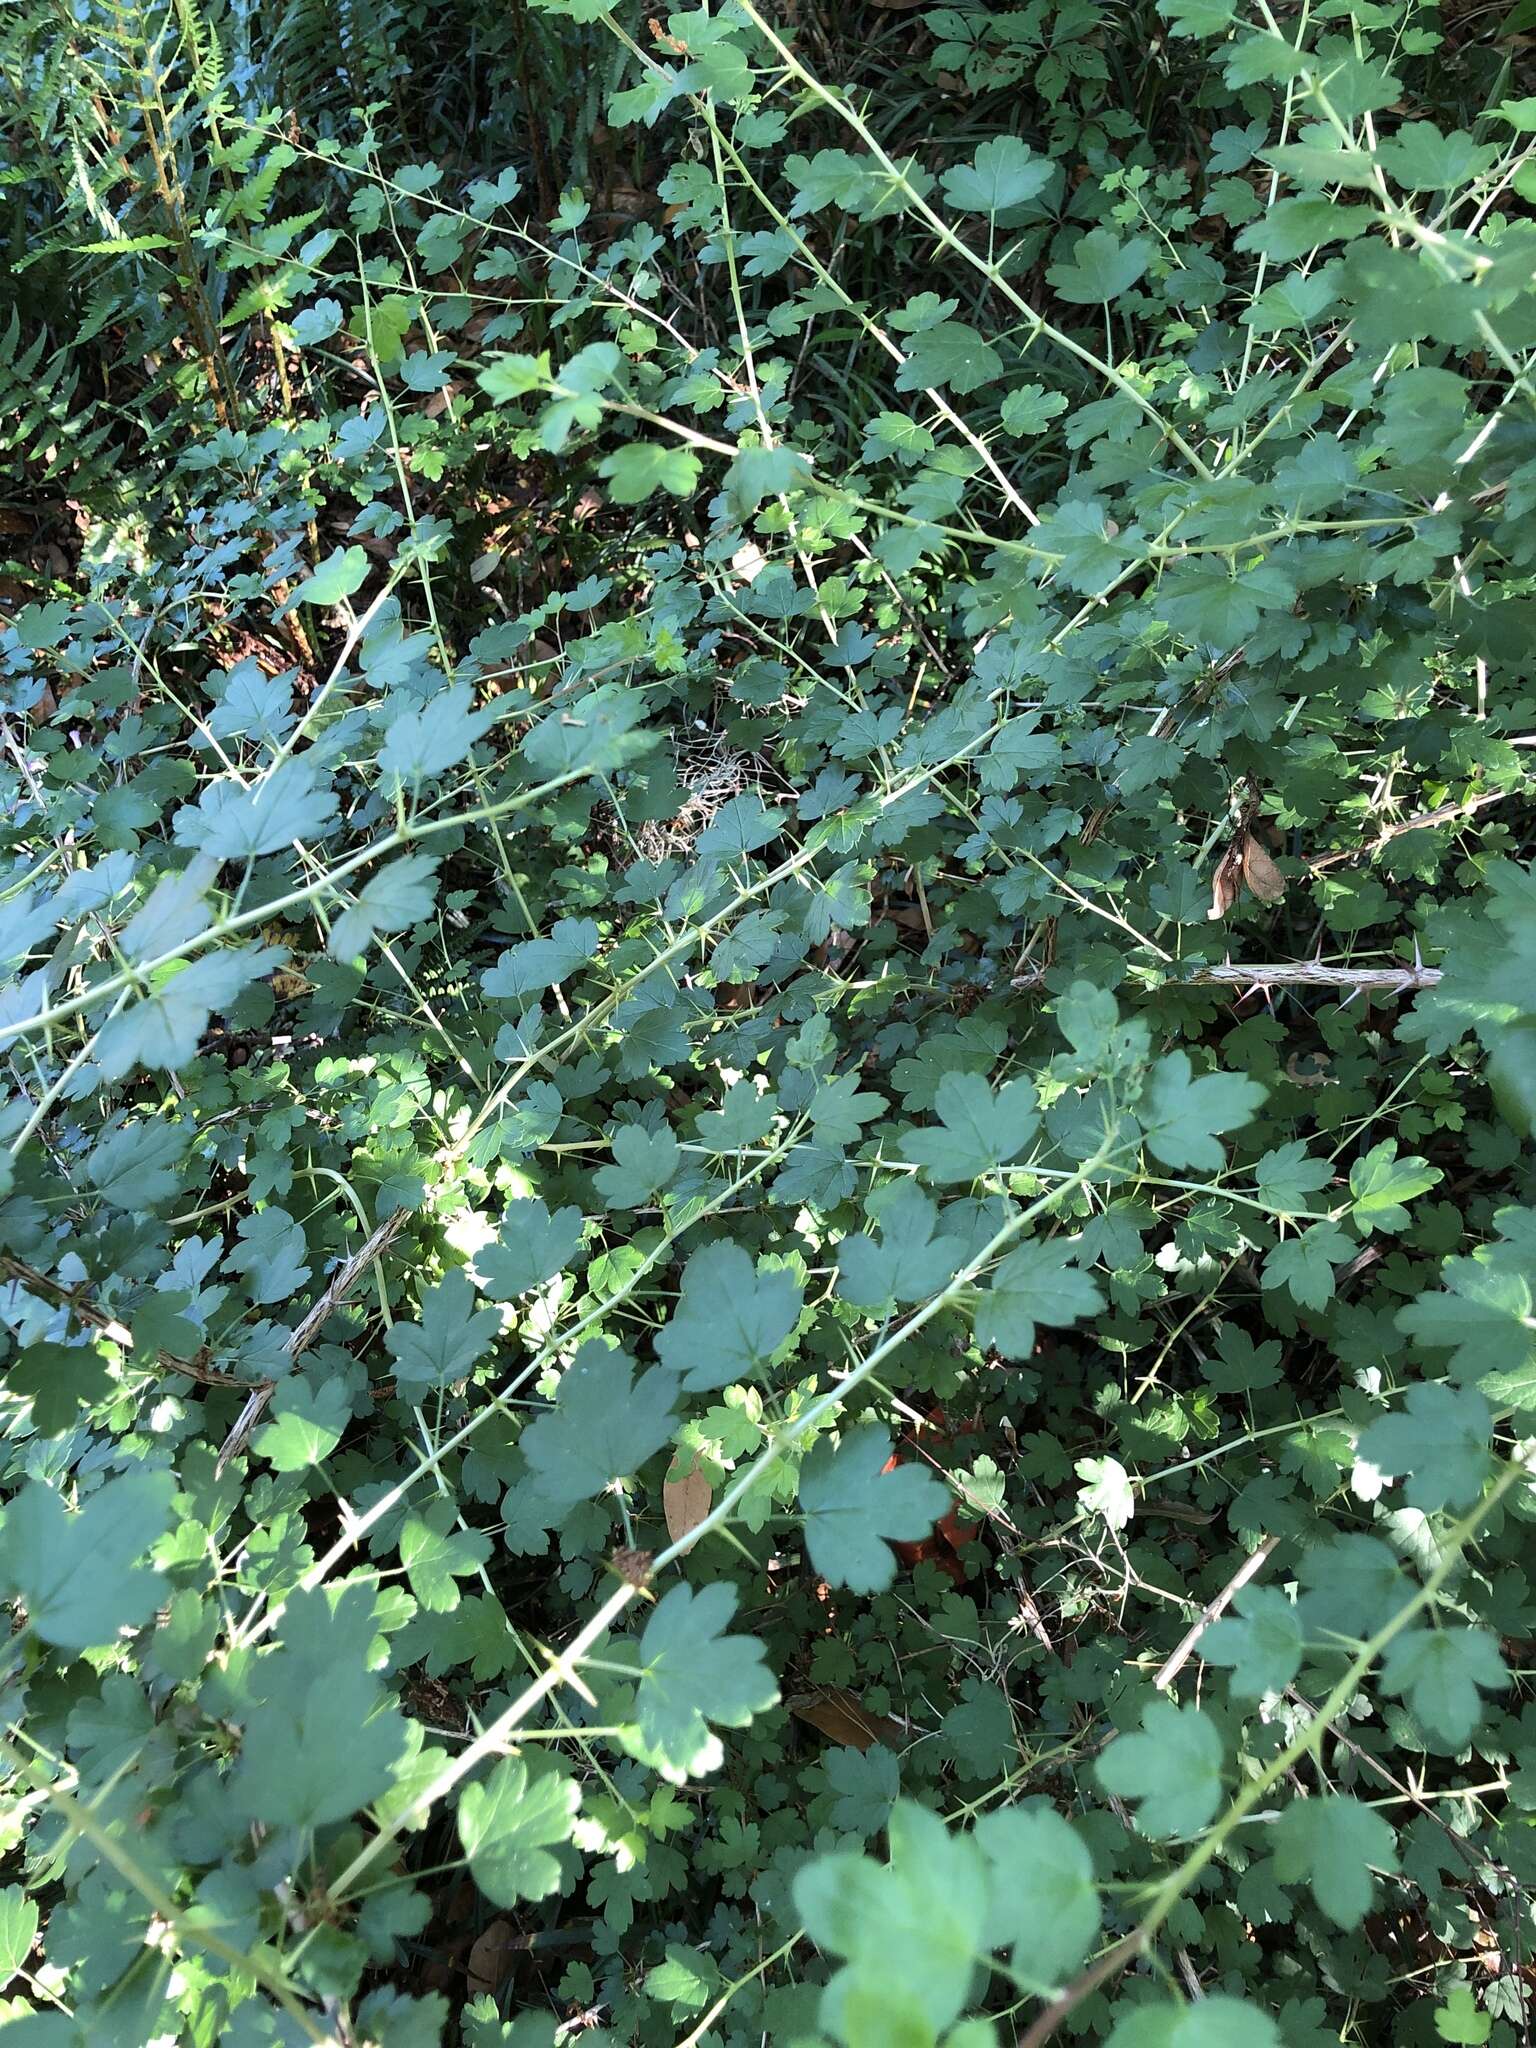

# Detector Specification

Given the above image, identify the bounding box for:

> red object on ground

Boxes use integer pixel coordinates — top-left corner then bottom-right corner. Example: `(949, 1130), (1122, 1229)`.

(881, 1404), (977, 1583)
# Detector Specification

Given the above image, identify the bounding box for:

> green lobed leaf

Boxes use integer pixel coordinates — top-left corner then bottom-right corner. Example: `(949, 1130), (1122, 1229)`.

(471, 1198), (585, 1298)
(398, 1501), (493, 1611)
(624, 1582), (779, 1783)
(975, 1805), (1101, 1988)
(385, 1270), (501, 1396)
(458, 1757), (581, 1906)
(518, 1341), (679, 1514)
(1378, 1628), (1509, 1746)
(794, 1801), (989, 2041)
(251, 1376), (350, 1470)
(975, 1240), (1104, 1360)
(836, 1182), (967, 1306)
(905, 1071), (1040, 1183)
(1141, 1053), (1266, 1171)
(1203, 1583), (1305, 1696)
(1348, 1139), (1442, 1234)
(328, 853), (440, 962)
(1273, 1796), (1398, 1928)
(1104, 1997), (1284, 2047)
(655, 1240), (802, 1390)
(939, 137), (1053, 215)
(1356, 1384), (1492, 1511)
(0, 1472), (175, 1652)
(1097, 1701), (1225, 1836)
(797, 1427), (950, 1592)
(1046, 228), (1154, 303)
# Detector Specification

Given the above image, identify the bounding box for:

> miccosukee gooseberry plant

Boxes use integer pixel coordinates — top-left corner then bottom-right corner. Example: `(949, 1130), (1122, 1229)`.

(1, 0), (1536, 2042)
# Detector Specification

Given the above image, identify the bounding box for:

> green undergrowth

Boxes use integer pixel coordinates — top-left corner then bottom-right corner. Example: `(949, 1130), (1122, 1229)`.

(2, 0), (1536, 2043)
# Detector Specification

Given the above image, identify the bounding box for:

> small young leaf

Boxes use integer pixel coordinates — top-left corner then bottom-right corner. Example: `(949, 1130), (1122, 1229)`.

(1075, 1455), (1134, 1531)
(1349, 1139), (1442, 1234)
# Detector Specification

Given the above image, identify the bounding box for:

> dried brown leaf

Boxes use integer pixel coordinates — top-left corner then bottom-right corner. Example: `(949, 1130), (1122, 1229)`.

(786, 1687), (907, 1751)
(730, 541), (767, 586)
(1241, 833), (1287, 905)
(467, 1918), (517, 1999)
(1208, 845), (1243, 922)
(662, 1459), (712, 1545)
(1286, 1050), (1334, 1088)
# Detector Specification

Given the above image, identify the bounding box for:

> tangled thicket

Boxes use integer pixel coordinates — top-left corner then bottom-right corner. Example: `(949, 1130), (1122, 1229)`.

(2, 0), (1536, 2043)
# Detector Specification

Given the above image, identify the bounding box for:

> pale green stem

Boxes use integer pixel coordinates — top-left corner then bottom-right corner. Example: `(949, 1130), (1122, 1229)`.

(320, 1133), (1120, 1907)
(0, 1735), (334, 2045)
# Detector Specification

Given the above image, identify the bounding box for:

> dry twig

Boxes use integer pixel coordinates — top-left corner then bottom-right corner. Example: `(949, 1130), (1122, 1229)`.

(214, 1207), (409, 1473)
(0, 1252), (243, 1389)
(1012, 960), (1442, 996)
(1154, 1534), (1279, 1693)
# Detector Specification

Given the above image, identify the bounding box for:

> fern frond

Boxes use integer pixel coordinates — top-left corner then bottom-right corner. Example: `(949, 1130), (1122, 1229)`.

(0, 310), (118, 501)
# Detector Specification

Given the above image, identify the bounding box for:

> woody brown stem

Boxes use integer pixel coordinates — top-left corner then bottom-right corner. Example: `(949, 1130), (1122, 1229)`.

(0, 1253), (243, 1388)
(1017, 1931), (1147, 2048)
(1153, 1534), (1279, 1693)
(214, 1206), (409, 1472)
(1304, 788), (1516, 873)
(1012, 961), (1441, 995)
